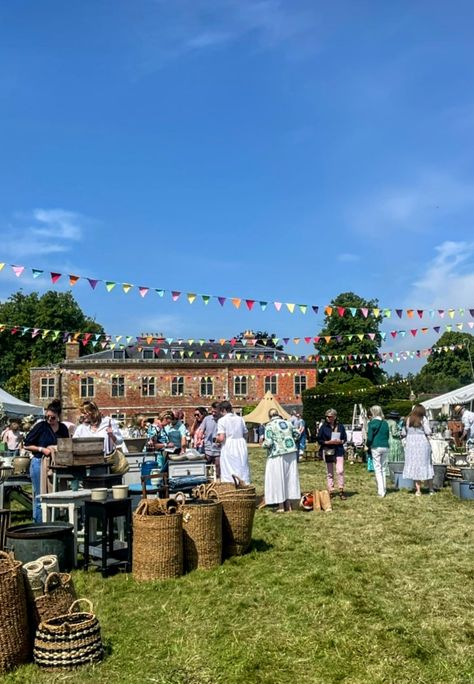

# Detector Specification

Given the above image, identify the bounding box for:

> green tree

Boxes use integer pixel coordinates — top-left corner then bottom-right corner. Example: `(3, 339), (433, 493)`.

(0, 290), (104, 399)
(413, 331), (474, 394)
(316, 292), (386, 384)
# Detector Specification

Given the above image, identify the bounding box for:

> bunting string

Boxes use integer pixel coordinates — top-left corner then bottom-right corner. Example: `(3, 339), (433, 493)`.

(1, 259), (474, 320)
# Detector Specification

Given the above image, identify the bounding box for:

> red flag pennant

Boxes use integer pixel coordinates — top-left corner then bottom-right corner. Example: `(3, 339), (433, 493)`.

(337, 307), (345, 317)
(417, 310), (424, 318)
(50, 272), (61, 284)
(69, 274), (80, 286)
(171, 291), (181, 301)
(410, 329), (418, 336)
(245, 299), (255, 310)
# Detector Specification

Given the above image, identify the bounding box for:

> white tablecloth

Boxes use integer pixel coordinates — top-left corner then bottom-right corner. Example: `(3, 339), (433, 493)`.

(429, 438), (448, 464)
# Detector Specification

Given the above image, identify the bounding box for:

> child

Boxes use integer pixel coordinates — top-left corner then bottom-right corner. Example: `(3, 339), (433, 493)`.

(1, 419), (23, 456)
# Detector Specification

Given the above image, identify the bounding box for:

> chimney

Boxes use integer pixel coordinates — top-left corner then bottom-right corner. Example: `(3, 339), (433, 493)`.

(65, 341), (80, 360)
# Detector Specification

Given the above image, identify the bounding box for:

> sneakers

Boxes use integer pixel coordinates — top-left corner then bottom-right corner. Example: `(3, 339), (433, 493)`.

(338, 489), (347, 501)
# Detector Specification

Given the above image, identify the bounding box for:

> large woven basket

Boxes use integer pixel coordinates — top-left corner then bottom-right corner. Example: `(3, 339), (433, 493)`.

(182, 499), (223, 571)
(132, 499), (183, 581)
(33, 598), (103, 670)
(193, 476), (256, 501)
(0, 550), (30, 673)
(32, 572), (77, 628)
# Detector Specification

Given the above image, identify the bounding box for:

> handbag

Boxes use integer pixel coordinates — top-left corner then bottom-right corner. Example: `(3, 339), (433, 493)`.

(367, 454), (374, 472)
(107, 448), (129, 475)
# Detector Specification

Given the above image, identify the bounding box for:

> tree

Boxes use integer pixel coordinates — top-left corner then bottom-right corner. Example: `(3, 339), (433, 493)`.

(315, 292), (386, 385)
(413, 331), (474, 394)
(0, 290), (105, 399)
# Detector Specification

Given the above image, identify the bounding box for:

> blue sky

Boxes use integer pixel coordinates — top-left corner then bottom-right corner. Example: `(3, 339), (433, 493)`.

(1, 1), (474, 373)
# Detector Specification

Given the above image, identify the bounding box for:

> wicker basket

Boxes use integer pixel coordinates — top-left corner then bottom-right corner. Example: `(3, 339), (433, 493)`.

(32, 572), (77, 628)
(193, 476), (256, 501)
(132, 499), (183, 581)
(0, 551), (30, 673)
(182, 500), (223, 571)
(33, 598), (103, 670)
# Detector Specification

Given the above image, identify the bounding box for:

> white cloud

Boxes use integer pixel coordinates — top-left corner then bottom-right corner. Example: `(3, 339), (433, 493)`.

(1, 208), (86, 258)
(348, 172), (474, 237)
(136, 0), (322, 67)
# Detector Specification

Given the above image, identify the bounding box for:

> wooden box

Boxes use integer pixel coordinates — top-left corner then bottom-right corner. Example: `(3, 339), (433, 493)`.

(56, 438), (105, 467)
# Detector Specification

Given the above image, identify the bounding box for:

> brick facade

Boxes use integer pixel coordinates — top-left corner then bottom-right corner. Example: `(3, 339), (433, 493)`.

(30, 343), (317, 424)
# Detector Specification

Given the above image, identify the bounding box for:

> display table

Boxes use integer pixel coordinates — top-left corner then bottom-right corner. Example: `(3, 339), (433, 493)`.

(83, 498), (132, 577)
(39, 489), (92, 566)
(0, 465), (13, 509)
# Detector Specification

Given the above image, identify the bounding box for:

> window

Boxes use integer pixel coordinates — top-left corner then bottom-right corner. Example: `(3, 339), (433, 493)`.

(294, 375), (307, 395)
(40, 377), (55, 399)
(111, 412), (126, 424)
(171, 376), (184, 396)
(111, 376), (125, 397)
(200, 376), (213, 397)
(141, 376), (156, 397)
(234, 376), (248, 396)
(264, 375), (278, 394)
(142, 349), (154, 359)
(80, 377), (94, 398)
(113, 350), (125, 360)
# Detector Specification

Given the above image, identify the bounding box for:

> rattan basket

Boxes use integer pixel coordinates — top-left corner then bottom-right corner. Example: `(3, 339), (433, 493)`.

(182, 499), (223, 571)
(0, 551), (30, 673)
(132, 499), (183, 581)
(32, 572), (77, 628)
(33, 598), (103, 670)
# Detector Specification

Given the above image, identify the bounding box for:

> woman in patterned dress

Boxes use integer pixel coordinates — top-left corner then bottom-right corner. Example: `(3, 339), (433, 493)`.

(402, 404), (434, 496)
(386, 410), (405, 462)
(261, 409), (301, 512)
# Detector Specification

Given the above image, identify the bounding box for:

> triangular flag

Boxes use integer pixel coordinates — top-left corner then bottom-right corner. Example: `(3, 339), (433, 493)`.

(32, 269), (43, 278)
(360, 308), (369, 318)
(325, 306), (333, 316)
(337, 307), (345, 317)
(155, 289), (165, 297)
(312, 306), (319, 314)
(260, 301), (268, 311)
(231, 298), (241, 309)
(395, 309), (403, 318)
(245, 299), (255, 310)
(202, 295), (211, 305)
(274, 302), (282, 311)
(139, 287), (149, 298)
(122, 283), (133, 293)
(407, 310), (414, 318)
(286, 303), (295, 314)
(105, 281), (116, 292)
(171, 291), (181, 301)
(417, 310), (424, 318)
(50, 272), (61, 284)
(299, 304), (307, 315)
(187, 293), (197, 304)
(69, 274), (80, 286)
(218, 297), (226, 306)
(12, 265), (25, 277)
(88, 278), (99, 289)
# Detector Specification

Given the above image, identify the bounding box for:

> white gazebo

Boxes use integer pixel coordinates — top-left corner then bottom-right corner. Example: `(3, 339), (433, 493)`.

(421, 382), (474, 416)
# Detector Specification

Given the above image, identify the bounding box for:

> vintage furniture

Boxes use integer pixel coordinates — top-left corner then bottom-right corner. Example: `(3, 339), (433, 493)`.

(83, 498), (132, 577)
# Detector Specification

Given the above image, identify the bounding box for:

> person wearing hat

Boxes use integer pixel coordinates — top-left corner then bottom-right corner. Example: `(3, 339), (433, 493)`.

(386, 410), (405, 462)
(454, 405), (474, 442)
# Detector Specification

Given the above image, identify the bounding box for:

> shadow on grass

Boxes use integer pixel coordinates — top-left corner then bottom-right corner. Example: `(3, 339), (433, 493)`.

(248, 538), (273, 553)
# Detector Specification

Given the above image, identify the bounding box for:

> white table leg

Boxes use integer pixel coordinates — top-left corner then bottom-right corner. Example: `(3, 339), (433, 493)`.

(41, 502), (49, 523)
(0, 482), (4, 509)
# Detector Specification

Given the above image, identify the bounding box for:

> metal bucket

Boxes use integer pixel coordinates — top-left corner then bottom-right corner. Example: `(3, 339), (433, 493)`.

(388, 462), (404, 483)
(433, 464), (447, 490)
(6, 522), (74, 571)
(458, 481), (474, 500)
(460, 468), (474, 483)
(394, 473), (414, 490)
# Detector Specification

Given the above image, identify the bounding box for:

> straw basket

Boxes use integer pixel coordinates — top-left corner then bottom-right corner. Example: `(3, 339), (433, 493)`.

(33, 572), (77, 627)
(33, 598), (103, 670)
(182, 499), (223, 571)
(23, 560), (47, 599)
(132, 499), (183, 581)
(0, 551), (30, 673)
(193, 477), (256, 558)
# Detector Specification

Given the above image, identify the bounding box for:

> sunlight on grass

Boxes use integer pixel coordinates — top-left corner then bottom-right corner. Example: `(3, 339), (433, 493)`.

(4, 449), (474, 684)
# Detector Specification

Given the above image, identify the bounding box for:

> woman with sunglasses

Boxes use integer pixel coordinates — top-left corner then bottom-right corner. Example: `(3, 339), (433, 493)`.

(190, 407), (207, 453)
(73, 400), (124, 454)
(24, 399), (70, 523)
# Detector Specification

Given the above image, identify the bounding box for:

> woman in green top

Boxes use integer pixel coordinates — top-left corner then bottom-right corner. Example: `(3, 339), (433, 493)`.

(366, 405), (390, 498)
(386, 410), (405, 462)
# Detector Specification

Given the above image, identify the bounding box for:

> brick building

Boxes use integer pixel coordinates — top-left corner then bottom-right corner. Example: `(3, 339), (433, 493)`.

(30, 339), (317, 425)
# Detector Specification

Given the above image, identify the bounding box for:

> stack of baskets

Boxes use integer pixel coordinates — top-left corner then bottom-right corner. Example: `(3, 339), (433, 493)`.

(193, 476), (256, 558)
(0, 551), (30, 674)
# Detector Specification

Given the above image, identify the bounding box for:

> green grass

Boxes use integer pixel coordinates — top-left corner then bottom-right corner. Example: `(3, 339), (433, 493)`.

(4, 450), (474, 684)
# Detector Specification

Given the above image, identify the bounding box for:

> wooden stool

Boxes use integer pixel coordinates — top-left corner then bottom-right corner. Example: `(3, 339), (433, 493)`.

(83, 498), (132, 577)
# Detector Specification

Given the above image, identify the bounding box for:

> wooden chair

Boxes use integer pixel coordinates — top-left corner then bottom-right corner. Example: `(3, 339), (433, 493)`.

(0, 509), (11, 551)
(140, 472), (169, 500)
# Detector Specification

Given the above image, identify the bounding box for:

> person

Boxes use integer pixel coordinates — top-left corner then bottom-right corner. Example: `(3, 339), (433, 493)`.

(386, 410), (405, 462)
(402, 404), (434, 496)
(296, 413), (307, 460)
(366, 406), (390, 498)
(199, 402), (222, 477)
(73, 400), (124, 455)
(163, 410), (187, 453)
(216, 401), (250, 483)
(317, 408), (347, 500)
(454, 404), (474, 442)
(190, 407), (207, 452)
(23, 400), (69, 523)
(1, 419), (23, 458)
(261, 408), (301, 512)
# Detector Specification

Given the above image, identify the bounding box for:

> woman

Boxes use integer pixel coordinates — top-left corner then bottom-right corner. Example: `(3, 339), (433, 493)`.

(216, 401), (250, 483)
(261, 408), (301, 512)
(163, 410), (187, 453)
(73, 400), (124, 455)
(402, 404), (434, 496)
(366, 406), (390, 498)
(190, 407), (207, 453)
(24, 400), (69, 523)
(317, 408), (347, 500)
(386, 410), (405, 462)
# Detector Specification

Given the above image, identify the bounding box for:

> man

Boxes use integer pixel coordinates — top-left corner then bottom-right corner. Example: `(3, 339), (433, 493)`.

(455, 405), (474, 441)
(199, 401), (222, 477)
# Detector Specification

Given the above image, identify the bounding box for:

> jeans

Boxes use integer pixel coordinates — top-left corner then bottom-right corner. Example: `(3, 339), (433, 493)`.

(29, 456), (42, 523)
(371, 447), (388, 496)
(326, 456), (345, 490)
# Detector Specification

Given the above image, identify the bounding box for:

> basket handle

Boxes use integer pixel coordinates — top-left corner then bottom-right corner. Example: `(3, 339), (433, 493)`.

(173, 491), (186, 506)
(135, 499), (149, 516)
(0, 550), (13, 561)
(69, 598), (93, 614)
(232, 474), (246, 489)
(44, 572), (62, 593)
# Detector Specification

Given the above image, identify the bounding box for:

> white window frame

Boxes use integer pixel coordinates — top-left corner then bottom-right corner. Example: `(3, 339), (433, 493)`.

(80, 377), (95, 398)
(294, 374), (307, 396)
(233, 376), (248, 396)
(264, 375), (278, 395)
(40, 377), (55, 399)
(141, 376), (156, 397)
(171, 376), (184, 396)
(200, 376), (213, 397)
(111, 376), (125, 397)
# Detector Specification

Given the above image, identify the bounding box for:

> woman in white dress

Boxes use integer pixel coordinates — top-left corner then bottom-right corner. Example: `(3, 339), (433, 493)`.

(73, 400), (124, 455)
(261, 409), (301, 512)
(216, 401), (250, 483)
(402, 404), (434, 496)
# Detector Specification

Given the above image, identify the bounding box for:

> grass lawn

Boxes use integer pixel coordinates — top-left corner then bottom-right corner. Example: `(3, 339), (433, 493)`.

(4, 449), (474, 684)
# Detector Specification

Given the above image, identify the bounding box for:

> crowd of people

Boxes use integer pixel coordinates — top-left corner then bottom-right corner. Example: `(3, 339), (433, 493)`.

(3, 397), (471, 523)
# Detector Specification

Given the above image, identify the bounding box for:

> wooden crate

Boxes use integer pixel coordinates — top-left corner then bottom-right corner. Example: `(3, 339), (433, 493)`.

(56, 438), (105, 466)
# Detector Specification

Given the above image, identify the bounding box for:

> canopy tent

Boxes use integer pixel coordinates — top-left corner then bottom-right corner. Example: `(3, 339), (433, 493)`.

(421, 382), (474, 413)
(243, 391), (291, 424)
(0, 387), (44, 418)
